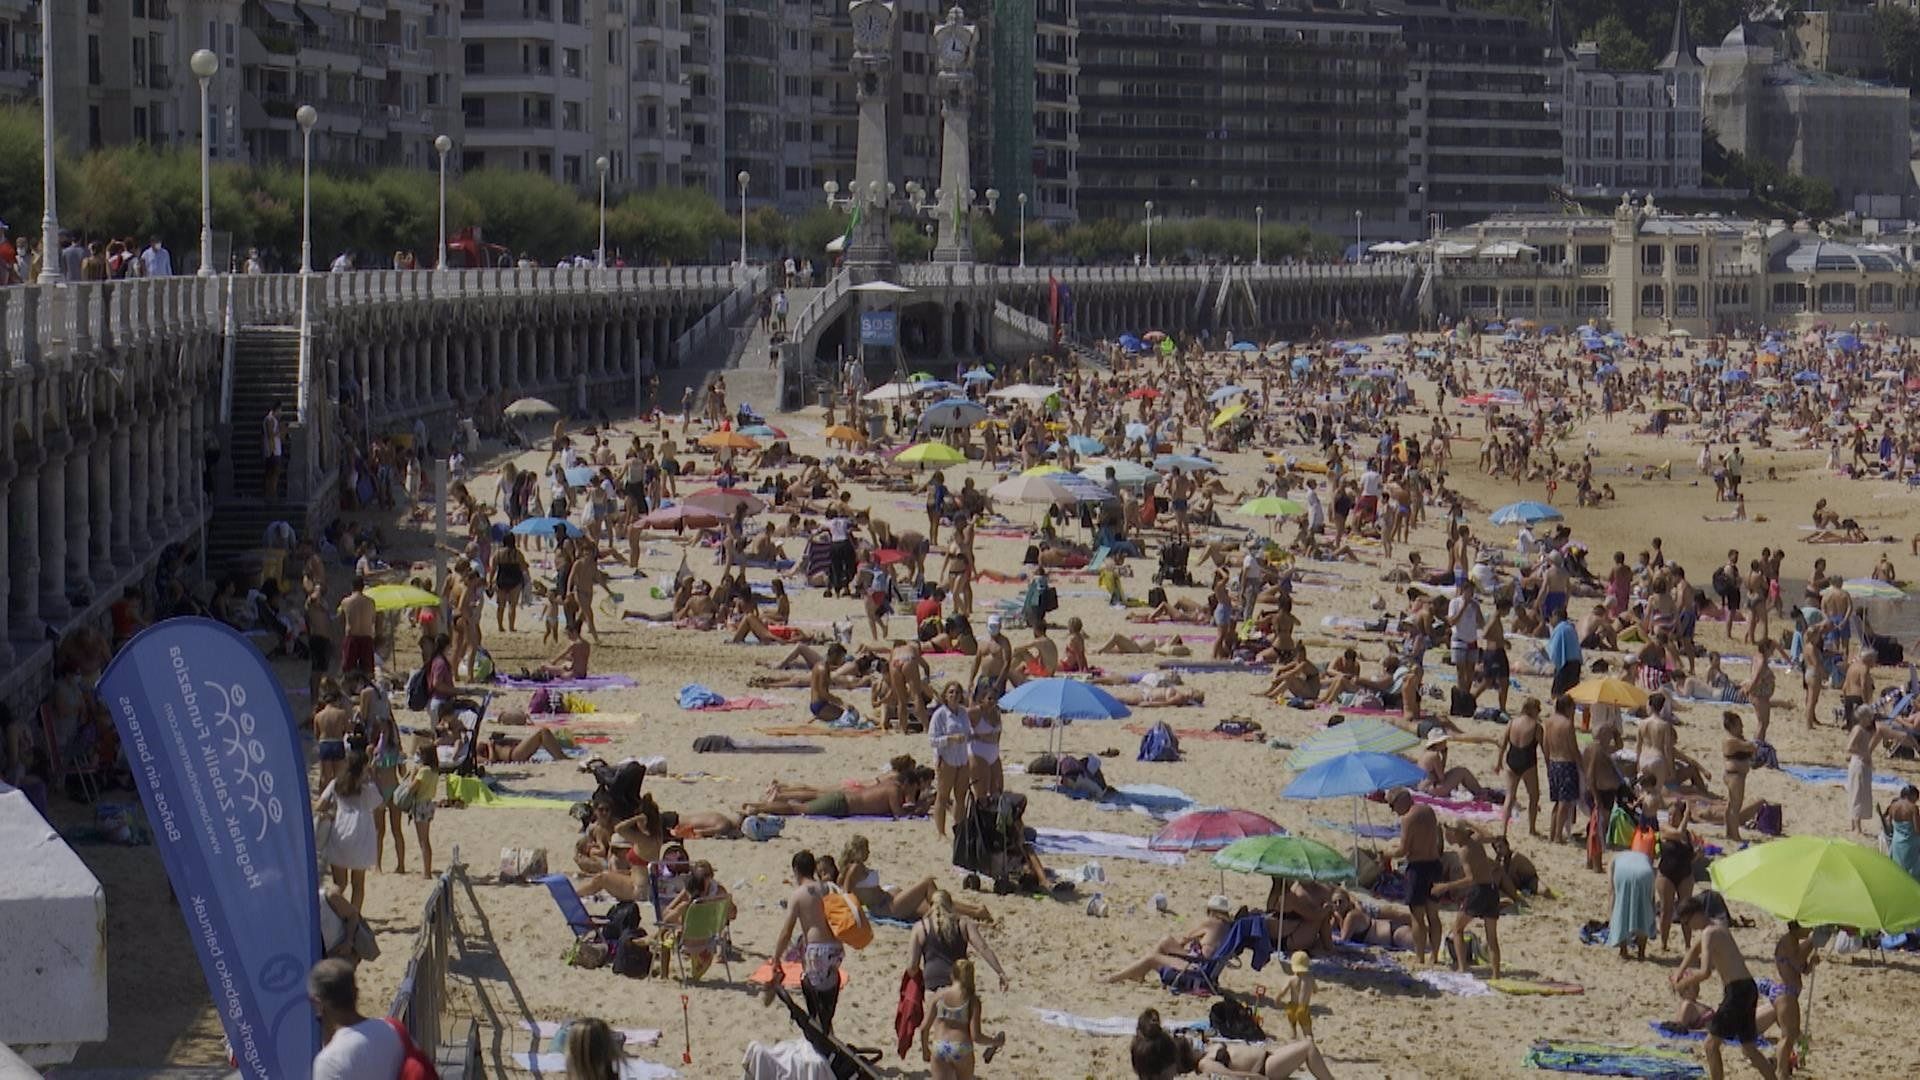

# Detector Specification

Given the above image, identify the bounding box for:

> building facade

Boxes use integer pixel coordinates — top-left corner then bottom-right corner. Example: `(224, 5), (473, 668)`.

(1554, 7), (1704, 199)
(1429, 200), (1920, 335)
(1075, 0), (1409, 243)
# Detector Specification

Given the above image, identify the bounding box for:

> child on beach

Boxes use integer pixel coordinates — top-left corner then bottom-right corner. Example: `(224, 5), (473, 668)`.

(1275, 950), (1316, 1040)
(536, 582), (562, 645)
(395, 743), (439, 879)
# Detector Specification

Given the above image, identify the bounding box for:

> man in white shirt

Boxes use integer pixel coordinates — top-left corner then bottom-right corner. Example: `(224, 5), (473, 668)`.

(309, 958), (403, 1080)
(1446, 577), (1484, 694)
(139, 237), (173, 277)
(1358, 463), (1383, 525)
(330, 252), (354, 273)
(1304, 481), (1325, 535)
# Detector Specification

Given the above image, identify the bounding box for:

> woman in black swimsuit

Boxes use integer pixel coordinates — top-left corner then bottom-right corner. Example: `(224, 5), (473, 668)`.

(1721, 711), (1758, 844)
(1498, 698), (1544, 837)
(1655, 800), (1697, 950)
(489, 535), (528, 633)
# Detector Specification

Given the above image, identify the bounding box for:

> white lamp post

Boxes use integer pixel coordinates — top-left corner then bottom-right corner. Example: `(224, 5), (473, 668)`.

(1354, 209), (1363, 264)
(1255, 205), (1264, 267)
(190, 49), (219, 276)
(1144, 200), (1154, 268)
(434, 134), (453, 270)
(36, 6), (60, 283)
(1016, 192), (1027, 268)
(596, 155), (610, 268)
(296, 105), (317, 273)
(736, 169), (750, 268)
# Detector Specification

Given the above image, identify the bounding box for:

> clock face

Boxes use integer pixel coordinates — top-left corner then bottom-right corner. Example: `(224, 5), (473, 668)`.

(938, 32), (967, 64)
(852, 4), (891, 49)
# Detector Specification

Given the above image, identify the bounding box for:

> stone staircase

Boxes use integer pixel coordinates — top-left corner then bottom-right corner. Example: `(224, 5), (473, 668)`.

(208, 326), (309, 571)
(726, 286), (818, 413)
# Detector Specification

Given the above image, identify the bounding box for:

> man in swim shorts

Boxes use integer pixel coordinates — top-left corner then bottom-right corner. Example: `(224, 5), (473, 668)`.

(1387, 788), (1445, 967)
(809, 644), (849, 722)
(1675, 892), (1776, 1080)
(803, 791), (851, 818)
(768, 850), (845, 1034)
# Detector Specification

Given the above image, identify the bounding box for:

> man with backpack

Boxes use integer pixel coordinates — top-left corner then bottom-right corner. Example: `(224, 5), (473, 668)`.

(766, 850), (845, 1034)
(309, 957), (431, 1078)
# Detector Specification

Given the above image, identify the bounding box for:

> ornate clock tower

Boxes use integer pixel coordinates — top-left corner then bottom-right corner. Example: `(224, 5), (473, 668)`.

(930, 6), (978, 264)
(846, 0), (897, 268)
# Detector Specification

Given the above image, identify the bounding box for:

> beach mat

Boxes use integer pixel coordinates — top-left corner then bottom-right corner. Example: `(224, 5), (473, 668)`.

(1030, 1008), (1206, 1037)
(494, 674), (638, 691)
(1489, 977), (1584, 996)
(686, 696), (786, 712)
(1649, 1022), (1770, 1050)
(694, 736), (823, 754)
(1029, 826), (1187, 866)
(1524, 1040), (1703, 1080)
(519, 1018), (661, 1047)
(444, 774), (577, 811)
(749, 961), (851, 990)
(1156, 660), (1270, 674)
(760, 725), (883, 738)
(1780, 763), (1905, 791)
(1403, 791), (1504, 821)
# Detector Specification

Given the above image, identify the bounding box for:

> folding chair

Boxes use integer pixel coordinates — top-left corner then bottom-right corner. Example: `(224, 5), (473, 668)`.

(771, 985), (884, 1080)
(1161, 912), (1275, 996)
(40, 704), (102, 803)
(537, 873), (606, 938)
(659, 896), (734, 984)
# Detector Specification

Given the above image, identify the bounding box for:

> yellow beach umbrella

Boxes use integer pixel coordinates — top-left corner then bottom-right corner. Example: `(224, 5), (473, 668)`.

(897, 442), (965, 466)
(365, 584), (443, 612)
(698, 430), (761, 450)
(823, 424), (864, 443)
(1210, 402), (1247, 429)
(1022, 464), (1068, 477)
(1565, 677), (1649, 710)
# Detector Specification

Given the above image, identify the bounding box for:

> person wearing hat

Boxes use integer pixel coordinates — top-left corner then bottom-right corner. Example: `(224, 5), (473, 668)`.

(1416, 732), (1492, 801)
(1275, 950), (1316, 1039)
(1104, 894), (1236, 984)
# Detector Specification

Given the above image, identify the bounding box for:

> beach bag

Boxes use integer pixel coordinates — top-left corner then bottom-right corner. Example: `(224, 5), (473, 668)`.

(390, 775), (420, 813)
(1754, 801), (1783, 837)
(381, 1018), (442, 1080)
(471, 647), (495, 682)
(529, 688), (555, 715)
(405, 667), (431, 712)
(612, 928), (652, 979)
(1449, 686), (1475, 718)
(498, 846), (548, 884)
(1606, 805), (1636, 850)
(1137, 721), (1182, 763)
(600, 900), (643, 946)
(1209, 999), (1267, 1042)
(823, 887), (874, 950)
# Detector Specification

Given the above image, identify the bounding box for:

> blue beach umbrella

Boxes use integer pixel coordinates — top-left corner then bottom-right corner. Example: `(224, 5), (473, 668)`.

(1154, 453), (1222, 474)
(1382, 334), (1408, 346)
(1721, 369), (1751, 383)
(1119, 334), (1145, 353)
(1066, 434), (1106, 456)
(1282, 752), (1425, 800)
(1336, 365), (1363, 377)
(1291, 355), (1314, 372)
(511, 516), (584, 538)
(1594, 364), (1619, 378)
(1793, 370), (1822, 384)
(1344, 344), (1371, 356)
(1414, 348), (1437, 359)
(1230, 341), (1258, 352)
(1484, 322), (1505, 332)
(1208, 385), (1248, 403)
(1489, 500), (1563, 526)
(961, 367), (995, 383)
(1696, 356), (1723, 369)
(921, 398), (988, 429)
(999, 678), (1132, 754)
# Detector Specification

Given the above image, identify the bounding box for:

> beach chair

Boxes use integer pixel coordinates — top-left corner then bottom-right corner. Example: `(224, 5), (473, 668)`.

(771, 985), (885, 1079)
(40, 703), (102, 803)
(659, 896), (734, 984)
(1161, 912), (1275, 996)
(537, 873), (607, 939)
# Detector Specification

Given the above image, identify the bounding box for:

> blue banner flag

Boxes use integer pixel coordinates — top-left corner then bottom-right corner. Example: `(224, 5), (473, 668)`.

(98, 617), (319, 1079)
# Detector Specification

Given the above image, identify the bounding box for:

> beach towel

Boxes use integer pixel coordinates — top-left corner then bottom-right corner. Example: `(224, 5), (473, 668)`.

(690, 696), (785, 712)
(495, 674), (638, 692)
(1320, 614), (1396, 633)
(1780, 763), (1905, 791)
(894, 969), (924, 1060)
(1649, 1022), (1770, 1049)
(1308, 948), (1417, 992)
(1156, 660), (1271, 674)
(443, 775), (578, 810)
(1057, 782), (1195, 820)
(1524, 1040), (1703, 1080)
(759, 725), (884, 739)
(692, 735), (823, 754)
(1403, 791), (1504, 821)
(749, 961), (850, 989)
(1029, 826), (1187, 866)
(1489, 977), (1584, 996)
(519, 1019), (661, 1047)
(1029, 1009), (1208, 1037)
(677, 684), (726, 709)
(1414, 970), (1491, 996)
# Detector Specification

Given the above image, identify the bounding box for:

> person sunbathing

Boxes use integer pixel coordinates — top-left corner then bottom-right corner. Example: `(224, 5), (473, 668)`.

(1095, 634), (1193, 657)
(1105, 685), (1207, 707)
(1328, 888), (1416, 950)
(472, 726), (572, 765)
(658, 859), (736, 928)
(1417, 736), (1493, 800)
(1129, 596), (1213, 623)
(538, 626), (591, 678)
(1130, 1009), (1337, 1080)
(1803, 521), (1869, 544)
(743, 761), (932, 819)
(1107, 896), (1237, 983)
(1261, 654), (1324, 701)
(837, 835), (993, 924)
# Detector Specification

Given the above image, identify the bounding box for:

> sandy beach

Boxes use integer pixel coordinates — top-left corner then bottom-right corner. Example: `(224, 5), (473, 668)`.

(61, 330), (1920, 1079)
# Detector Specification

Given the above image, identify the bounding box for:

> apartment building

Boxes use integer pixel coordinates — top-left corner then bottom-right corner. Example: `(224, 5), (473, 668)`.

(1555, 7), (1705, 199)
(976, 0), (1077, 226)
(1075, 0), (1409, 242)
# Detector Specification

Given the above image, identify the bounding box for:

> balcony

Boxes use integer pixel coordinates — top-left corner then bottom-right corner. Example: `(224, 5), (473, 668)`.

(149, 63), (172, 89)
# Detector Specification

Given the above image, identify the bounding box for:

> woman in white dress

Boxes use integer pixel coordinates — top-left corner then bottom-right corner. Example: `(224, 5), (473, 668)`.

(317, 748), (384, 910)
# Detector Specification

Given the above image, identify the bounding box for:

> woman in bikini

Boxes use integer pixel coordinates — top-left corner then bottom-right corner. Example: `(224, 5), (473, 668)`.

(917, 958), (1003, 1078)
(1721, 711), (1759, 843)
(1773, 922), (1817, 1077)
(744, 759), (932, 819)
(1129, 1009), (1336, 1080)
(1328, 888), (1416, 950)
(839, 835), (992, 923)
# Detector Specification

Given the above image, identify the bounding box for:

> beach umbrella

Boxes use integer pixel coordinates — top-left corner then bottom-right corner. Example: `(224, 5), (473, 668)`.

(999, 678), (1132, 754)
(1696, 356), (1724, 369)
(684, 487), (766, 517)
(1154, 453), (1222, 474)
(1286, 718), (1420, 770)
(1488, 501), (1563, 526)
(1414, 348), (1437, 359)
(1382, 334), (1408, 346)
(1721, 369), (1751, 383)
(1053, 473), (1117, 504)
(1841, 578), (1905, 602)
(1483, 322), (1505, 333)
(511, 516), (585, 538)
(1209, 403), (1247, 429)
(364, 584), (443, 612)
(504, 396), (560, 421)
(1367, 367), (1397, 379)
(988, 384), (1060, 403)
(1710, 836), (1920, 932)
(1651, 402), (1691, 414)
(1345, 344), (1372, 355)
(640, 504), (724, 530)
(961, 367), (995, 383)
(1668, 328), (1693, 339)
(1208, 385), (1249, 403)
(921, 398), (989, 429)
(1212, 835), (1354, 883)
(863, 382), (917, 402)
(1124, 422), (1152, 443)
(1142, 330), (1167, 343)
(1755, 377), (1784, 389)
(823, 424), (865, 444)
(1565, 677), (1649, 710)
(1119, 334), (1146, 353)
(563, 465), (597, 487)
(914, 380), (962, 395)
(1064, 434), (1106, 456)
(1235, 497), (1306, 519)
(1282, 752), (1424, 801)
(1079, 461), (1159, 488)
(1021, 464), (1068, 477)
(1230, 341), (1258, 352)
(1833, 334), (1863, 354)
(897, 442), (966, 466)
(739, 424), (786, 439)
(1126, 387), (1160, 400)
(1792, 371), (1822, 384)
(1594, 364), (1619, 378)
(1336, 365), (1364, 377)
(1150, 809), (1285, 854)
(989, 473), (1081, 506)
(698, 429), (760, 451)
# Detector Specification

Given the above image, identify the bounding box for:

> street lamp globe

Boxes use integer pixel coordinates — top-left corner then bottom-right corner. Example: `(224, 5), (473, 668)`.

(296, 104), (317, 130)
(736, 169), (750, 191)
(599, 156), (611, 175)
(1017, 193), (1026, 208)
(190, 49), (218, 80)
(824, 180), (839, 197)
(434, 134), (452, 154)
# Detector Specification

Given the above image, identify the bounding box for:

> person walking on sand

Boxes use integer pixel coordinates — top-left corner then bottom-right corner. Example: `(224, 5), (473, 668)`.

(1674, 893), (1777, 1080)
(1386, 788), (1444, 966)
(767, 850), (846, 1035)
(1497, 698), (1543, 837)
(1543, 694), (1582, 844)
(1844, 710), (1879, 834)
(1434, 822), (1505, 978)
(1772, 922), (1817, 1078)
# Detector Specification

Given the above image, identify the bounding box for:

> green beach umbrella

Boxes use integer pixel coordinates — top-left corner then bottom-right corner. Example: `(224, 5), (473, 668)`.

(1211, 835), (1355, 883)
(1235, 497), (1307, 519)
(1286, 717), (1421, 769)
(896, 442), (966, 466)
(1709, 836), (1920, 932)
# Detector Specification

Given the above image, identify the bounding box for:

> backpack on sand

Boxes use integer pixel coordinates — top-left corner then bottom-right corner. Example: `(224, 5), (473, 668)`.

(1136, 721), (1182, 763)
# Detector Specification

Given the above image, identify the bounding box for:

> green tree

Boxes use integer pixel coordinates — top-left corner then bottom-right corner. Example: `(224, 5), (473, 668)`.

(1591, 13), (1656, 70)
(788, 208), (848, 259)
(456, 169), (591, 262)
(1879, 5), (1920, 89)
(745, 204), (788, 254)
(891, 220), (932, 262)
(0, 106), (46, 246)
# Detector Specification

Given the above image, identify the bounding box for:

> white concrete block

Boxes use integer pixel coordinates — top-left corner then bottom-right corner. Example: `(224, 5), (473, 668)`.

(0, 789), (108, 1066)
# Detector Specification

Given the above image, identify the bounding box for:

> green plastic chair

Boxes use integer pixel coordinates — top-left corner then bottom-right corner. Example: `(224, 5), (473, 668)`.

(668, 896), (733, 984)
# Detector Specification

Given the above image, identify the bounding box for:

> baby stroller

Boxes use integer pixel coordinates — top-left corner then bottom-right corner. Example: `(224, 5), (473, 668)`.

(951, 792), (1033, 892)
(1156, 540), (1195, 587)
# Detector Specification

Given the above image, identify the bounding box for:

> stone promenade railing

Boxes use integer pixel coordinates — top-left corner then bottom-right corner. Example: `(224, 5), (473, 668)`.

(0, 265), (750, 369)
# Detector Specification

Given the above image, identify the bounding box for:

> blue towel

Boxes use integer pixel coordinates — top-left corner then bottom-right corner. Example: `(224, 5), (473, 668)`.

(1525, 1040), (1703, 1080)
(677, 684), (726, 710)
(1780, 763), (1904, 791)
(1649, 1021), (1770, 1049)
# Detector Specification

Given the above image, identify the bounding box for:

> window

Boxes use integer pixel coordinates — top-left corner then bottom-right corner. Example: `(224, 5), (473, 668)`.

(562, 101), (582, 130)
(563, 155), (582, 184)
(88, 34), (101, 85)
(563, 48), (582, 77)
(1640, 244), (1663, 270)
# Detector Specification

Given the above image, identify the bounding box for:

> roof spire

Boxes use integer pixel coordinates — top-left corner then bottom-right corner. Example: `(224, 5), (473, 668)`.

(1660, 1), (1701, 69)
(1545, 0), (1571, 62)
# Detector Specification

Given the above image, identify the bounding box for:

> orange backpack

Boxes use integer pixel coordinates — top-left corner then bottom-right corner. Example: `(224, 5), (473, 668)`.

(822, 887), (874, 950)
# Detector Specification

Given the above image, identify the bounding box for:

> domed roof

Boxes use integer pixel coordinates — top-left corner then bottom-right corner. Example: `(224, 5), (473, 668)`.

(1771, 239), (1907, 274)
